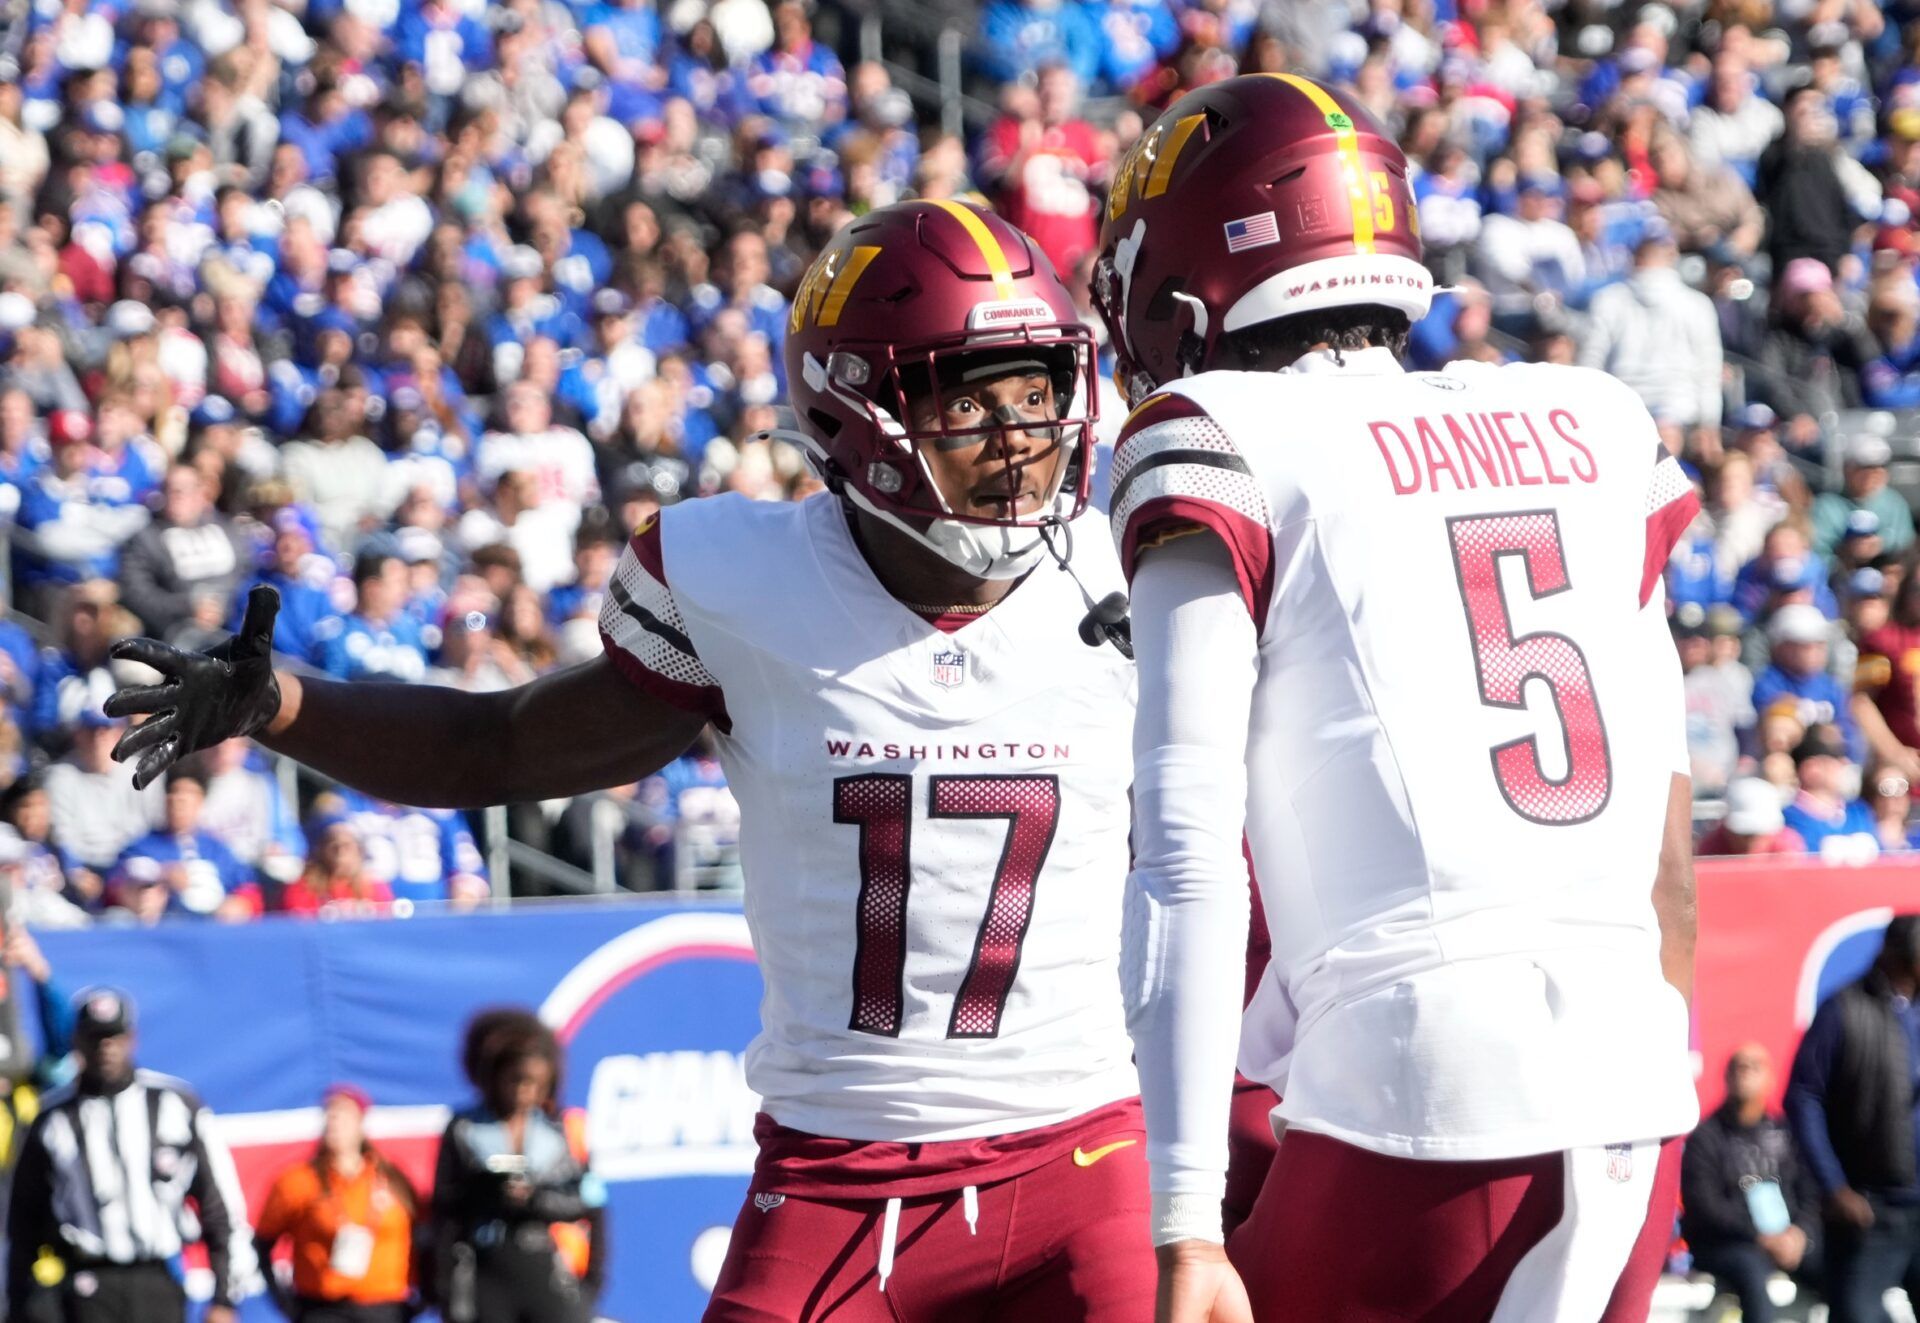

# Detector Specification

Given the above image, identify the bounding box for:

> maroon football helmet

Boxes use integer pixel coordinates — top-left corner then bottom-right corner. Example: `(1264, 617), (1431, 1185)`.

(1091, 74), (1431, 406)
(783, 199), (1098, 580)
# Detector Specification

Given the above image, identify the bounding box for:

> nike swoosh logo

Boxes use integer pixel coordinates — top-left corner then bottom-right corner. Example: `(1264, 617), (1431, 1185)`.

(1072, 1139), (1138, 1168)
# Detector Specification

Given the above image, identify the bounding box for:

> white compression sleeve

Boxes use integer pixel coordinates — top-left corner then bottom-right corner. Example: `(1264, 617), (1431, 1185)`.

(1125, 533), (1261, 1246)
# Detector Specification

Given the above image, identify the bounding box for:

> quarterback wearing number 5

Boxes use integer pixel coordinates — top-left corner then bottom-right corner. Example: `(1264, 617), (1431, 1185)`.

(1094, 76), (1700, 1321)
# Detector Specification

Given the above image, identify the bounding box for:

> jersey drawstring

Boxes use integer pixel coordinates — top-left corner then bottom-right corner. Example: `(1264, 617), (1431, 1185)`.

(877, 1197), (901, 1293)
(875, 1185), (979, 1293)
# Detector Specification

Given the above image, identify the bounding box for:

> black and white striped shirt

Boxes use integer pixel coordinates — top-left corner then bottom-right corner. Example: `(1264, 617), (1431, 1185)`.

(5, 1070), (255, 1311)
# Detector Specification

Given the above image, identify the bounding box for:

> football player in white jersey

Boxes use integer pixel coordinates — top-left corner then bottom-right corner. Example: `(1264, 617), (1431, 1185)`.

(1091, 76), (1701, 1322)
(102, 200), (1158, 1319)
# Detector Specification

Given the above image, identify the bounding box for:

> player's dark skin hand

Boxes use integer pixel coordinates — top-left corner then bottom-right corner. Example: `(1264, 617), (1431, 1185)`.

(103, 585), (283, 790)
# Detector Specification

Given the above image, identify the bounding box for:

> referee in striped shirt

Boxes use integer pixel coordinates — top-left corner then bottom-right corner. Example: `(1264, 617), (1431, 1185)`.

(5, 989), (249, 1323)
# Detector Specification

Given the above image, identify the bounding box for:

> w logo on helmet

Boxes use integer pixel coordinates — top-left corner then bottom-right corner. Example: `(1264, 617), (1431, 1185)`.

(790, 245), (883, 334)
(1108, 113), (1206, 224)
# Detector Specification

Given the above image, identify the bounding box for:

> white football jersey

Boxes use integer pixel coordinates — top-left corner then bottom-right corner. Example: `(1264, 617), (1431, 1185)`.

(600, 493), (1139, 1143)
(475, 427), (600, 514)
(1113, 349), (1700, 1160)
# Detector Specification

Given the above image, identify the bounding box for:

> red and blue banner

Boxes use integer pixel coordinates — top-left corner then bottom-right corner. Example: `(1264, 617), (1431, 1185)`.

(1693, 855), (1920, 1110)
(31, 901), (763, 1323)
(23, 861), (1920, 1320)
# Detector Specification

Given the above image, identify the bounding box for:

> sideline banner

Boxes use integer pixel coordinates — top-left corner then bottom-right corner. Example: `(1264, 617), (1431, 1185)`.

(22, 862), (1920, 1319)
(1694, 856), (1920, 1108)
(30, 901), (761, 1323)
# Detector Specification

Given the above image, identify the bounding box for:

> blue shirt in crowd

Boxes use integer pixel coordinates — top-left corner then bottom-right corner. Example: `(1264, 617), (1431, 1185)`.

(335, 790), (487, 905)
(114, 828), (256, 917)
(1781, 794), (1881, 859)
(1751, 666), (1863, 761)
(313, 612), (429, 683)
(977, 0), (1100, 86)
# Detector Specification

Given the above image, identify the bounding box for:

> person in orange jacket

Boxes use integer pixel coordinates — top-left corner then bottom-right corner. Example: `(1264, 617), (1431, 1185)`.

(253, 1084), (420, 1323)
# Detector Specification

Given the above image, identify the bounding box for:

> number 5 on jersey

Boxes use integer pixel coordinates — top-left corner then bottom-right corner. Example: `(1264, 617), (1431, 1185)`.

(833, 773), (1062, 1039)
(1447, 510), (1612, 825)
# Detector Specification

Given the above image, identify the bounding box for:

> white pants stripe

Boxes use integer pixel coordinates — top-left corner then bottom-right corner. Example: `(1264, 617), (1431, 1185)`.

(1490, 1139), (1663, 1323)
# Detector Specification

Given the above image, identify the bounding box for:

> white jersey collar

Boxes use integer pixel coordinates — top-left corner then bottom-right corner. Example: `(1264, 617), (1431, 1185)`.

(1282, 346), (1406, 377)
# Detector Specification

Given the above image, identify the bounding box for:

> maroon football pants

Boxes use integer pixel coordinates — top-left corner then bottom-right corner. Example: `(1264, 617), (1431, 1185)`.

(1223, 1075), (1281, 1239)
(1228, 1130), (1681, 1322)
(704, 1133), (1154, 1321)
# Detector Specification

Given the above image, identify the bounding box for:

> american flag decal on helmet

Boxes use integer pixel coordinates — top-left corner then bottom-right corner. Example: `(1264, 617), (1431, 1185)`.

(1224, 212), (1280, 253)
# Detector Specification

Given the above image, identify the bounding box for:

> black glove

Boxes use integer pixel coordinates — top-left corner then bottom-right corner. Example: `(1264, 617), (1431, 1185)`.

(103, 585), (283, 790)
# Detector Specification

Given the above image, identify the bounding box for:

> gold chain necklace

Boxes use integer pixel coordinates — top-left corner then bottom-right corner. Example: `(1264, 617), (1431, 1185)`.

(900, 599), (995, 616)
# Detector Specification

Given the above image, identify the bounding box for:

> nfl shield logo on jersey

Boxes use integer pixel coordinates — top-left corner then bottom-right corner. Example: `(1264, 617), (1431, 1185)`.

(753, 1193), (785, 1213)
(931, 647), (968, 688)
(1604, 1143), (1634, 1183)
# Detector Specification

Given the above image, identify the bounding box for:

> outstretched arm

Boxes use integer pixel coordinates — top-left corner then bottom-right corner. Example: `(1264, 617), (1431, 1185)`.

(258, 658), (706, 806)
(107, 587), (707, 807)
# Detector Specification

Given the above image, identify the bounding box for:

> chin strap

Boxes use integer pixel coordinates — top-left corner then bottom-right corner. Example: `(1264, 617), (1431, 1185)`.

(1039, 517), (1133, 660)
(1171, 291), (1211, 381)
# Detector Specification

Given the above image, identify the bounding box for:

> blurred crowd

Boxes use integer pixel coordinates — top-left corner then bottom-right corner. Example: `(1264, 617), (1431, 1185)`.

(2, 0), (1920, 921)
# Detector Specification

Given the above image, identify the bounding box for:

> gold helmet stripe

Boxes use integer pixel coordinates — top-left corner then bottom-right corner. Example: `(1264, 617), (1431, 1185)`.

(927, 199), (1018, 301)
(1269, 74), (1376, 256)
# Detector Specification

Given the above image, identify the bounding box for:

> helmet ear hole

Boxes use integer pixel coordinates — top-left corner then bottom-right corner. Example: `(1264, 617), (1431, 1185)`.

(1144, 277), (1186, 324)
(806, 408), (843, 439)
